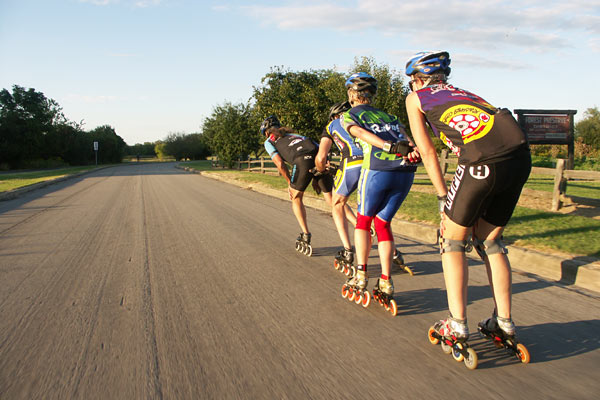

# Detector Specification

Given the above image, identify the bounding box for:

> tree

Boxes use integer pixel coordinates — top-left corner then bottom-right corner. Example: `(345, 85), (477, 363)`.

(252, 67), (346, 142)
(575, 107), (600, 153)
(0, 85), (67, 168)
(88, 125), (127, 163)
(202, 102), (259, 168)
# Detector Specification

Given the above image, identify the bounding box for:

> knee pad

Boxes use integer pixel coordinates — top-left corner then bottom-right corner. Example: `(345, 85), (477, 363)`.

(356, 213), (374, 232)
(439, 236), (469, 254)
(373, 216), (393, 242)
(473, 237), (508, 260)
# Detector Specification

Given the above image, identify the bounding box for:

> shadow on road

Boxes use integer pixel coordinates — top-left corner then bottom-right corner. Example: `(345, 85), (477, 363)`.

(471, 319), (600, 368)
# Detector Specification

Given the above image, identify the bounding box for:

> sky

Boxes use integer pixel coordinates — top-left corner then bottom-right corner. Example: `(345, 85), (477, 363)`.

(1, 0), (599, 146)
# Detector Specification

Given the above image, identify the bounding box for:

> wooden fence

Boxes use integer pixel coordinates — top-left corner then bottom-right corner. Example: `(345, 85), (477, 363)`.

(439, 150), (600, 211)
(214, 152), (600, 212)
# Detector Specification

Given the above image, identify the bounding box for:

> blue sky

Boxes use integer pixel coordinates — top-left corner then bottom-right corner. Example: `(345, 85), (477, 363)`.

(1, 0), (598, 146)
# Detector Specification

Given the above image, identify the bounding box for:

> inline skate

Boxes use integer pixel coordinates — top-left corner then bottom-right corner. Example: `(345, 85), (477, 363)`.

(333, 248), (355, 277)
(371, 277), (398, 316)
(478, 314), (530, 364)
(392, 250), (414, 276)
(295, 232), (312, 256)
(427, 317), (478, 370)
(341, 269), (370, 308)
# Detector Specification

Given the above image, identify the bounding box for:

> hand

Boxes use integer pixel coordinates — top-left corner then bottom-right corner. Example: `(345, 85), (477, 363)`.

(383, 140), (412, 156)
(312, 178), (322, 195)
(437, 194), (447, 214)
(406, 148), (421, 163)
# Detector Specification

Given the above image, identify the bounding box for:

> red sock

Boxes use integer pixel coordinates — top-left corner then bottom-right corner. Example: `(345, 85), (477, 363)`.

(381, 274), (389, 280)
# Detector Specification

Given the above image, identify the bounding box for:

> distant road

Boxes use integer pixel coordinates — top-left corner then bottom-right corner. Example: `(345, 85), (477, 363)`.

(1, 163), (599, 399)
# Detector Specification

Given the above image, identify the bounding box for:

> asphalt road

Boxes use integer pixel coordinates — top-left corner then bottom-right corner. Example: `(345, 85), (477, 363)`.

(0, 163), (599, 400)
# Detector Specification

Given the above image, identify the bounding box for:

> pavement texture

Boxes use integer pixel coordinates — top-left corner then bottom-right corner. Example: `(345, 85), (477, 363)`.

(1, 163), (598, 294)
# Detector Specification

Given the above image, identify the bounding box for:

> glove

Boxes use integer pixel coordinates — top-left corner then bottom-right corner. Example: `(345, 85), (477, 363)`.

(383, 140), (413, 156)
(437, 194), (447, 213)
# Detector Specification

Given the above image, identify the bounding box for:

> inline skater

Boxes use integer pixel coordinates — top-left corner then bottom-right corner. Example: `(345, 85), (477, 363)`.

(405, 51), (531, 367)
(260, 115), (334, 256)
(339, 72), (420, 313)
(315, 101), (361, 274)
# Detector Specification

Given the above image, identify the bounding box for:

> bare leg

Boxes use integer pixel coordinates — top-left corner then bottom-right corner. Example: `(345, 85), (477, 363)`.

(332, 193), (352, 249)
(473, 219), (512, 319)
(440, 216), (470, 320)
(290, 189), (309, 233)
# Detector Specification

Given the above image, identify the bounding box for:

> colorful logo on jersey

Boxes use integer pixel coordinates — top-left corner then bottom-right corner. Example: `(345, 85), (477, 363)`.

(440, 105), (494, 144)
(373, 151), (401, 161)
(333, 136), (345, 150)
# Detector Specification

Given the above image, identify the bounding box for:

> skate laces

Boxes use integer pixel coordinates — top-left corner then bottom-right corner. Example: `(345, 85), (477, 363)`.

(482, 314), (515, 336)
(350, 270), (368, 289)
(378, 278), (394, 295)
(436, 317), (469, 340)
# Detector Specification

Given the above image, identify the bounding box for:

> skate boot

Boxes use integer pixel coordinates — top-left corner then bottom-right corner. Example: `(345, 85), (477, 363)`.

(392, 250), (413, 275)
(427, 316), (478, 370)
(341, 269), (370, 308)
(334, 248), (355, 276)
(478, 313), (530, 363)
(295, 232), (312, 257)
(372, 277), (398, 316)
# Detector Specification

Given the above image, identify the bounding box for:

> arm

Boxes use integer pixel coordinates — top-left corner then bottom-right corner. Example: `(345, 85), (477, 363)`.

(272, 153), (291, 185)
(406, 92), (447, 197)
(315, 137), (333, 172)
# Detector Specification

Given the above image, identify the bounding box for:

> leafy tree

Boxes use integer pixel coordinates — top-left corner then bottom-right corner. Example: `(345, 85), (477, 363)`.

(575, 107), (600, 153)
(128, 142), (157, 157)
(0, 85), (67, 168)
(155, 141), (168, 159)
(252, 67), (346, 142)
(88, 125), (127, 163)
(202, 102), (259, 168)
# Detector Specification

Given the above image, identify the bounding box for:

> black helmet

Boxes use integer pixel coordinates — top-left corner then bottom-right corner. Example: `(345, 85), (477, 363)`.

(260, 115), (281, 136)
(345, 72), (377, 94)
(328, 101), (351, 121)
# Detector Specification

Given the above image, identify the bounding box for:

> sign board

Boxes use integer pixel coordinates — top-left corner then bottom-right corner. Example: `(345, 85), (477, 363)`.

(93, 141), (99, 151)
(513, 109), (576, 145)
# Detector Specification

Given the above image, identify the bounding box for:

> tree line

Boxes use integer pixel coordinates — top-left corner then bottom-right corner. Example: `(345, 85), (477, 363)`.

(2, 56), (598, 170)
(0, 85), (127, 169)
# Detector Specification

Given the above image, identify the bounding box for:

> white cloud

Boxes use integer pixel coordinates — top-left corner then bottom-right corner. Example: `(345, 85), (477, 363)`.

(241, 0), (599, 52)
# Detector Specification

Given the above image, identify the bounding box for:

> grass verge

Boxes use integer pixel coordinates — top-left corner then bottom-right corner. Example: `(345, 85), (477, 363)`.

(0, 166), (101, 192)
(183, 160), (600, 258)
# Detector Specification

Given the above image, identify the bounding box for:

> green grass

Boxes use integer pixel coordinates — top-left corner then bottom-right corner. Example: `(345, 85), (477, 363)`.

(183, 161), (600, 258)
(0, 166), (100, 192)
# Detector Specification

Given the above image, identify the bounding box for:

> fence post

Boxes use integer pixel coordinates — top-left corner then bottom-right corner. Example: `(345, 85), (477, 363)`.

(439, 149), (449, 175)
(551, 159), (566, 211)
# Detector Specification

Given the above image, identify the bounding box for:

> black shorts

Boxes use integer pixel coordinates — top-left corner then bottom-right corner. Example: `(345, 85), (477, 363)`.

(444, 150), (531, 227)
(290, 154), (334, 193)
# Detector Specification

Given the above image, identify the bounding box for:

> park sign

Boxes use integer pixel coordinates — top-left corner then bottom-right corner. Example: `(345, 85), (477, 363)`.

(514, 109), (577, 169)
(513, 109), (577, 145)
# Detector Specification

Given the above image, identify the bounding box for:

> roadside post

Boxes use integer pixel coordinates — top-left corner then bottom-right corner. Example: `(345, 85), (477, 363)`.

(94, 141), (98, 165)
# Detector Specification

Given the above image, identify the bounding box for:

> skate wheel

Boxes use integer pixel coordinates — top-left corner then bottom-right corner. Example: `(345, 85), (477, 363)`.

(404, 266), (414, 276)
(464, 348), (478, 370)
(341, 284), (349, 299)
(354, 291), (363, 305)
(516, 343), (531, 364)
(361, 291), (371, 308)
(343, 266), (350, 276)
(306, 245), (313, 257)
(348, 288), (356, 302)
(441, 341), (452, 355)
(388, 299), (397, 317)
(334, 260), (340, 270)
(350, 266), (356, 277)
(452, 343), (465, 362)
(428, 327), (439, 345)
(295, 242), (301, 251)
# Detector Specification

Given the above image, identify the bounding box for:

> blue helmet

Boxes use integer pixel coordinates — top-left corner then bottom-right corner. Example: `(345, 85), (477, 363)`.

(260, 115), (280, 136)
(405, 51), (451, 76)
(345, 72), (377, 93)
